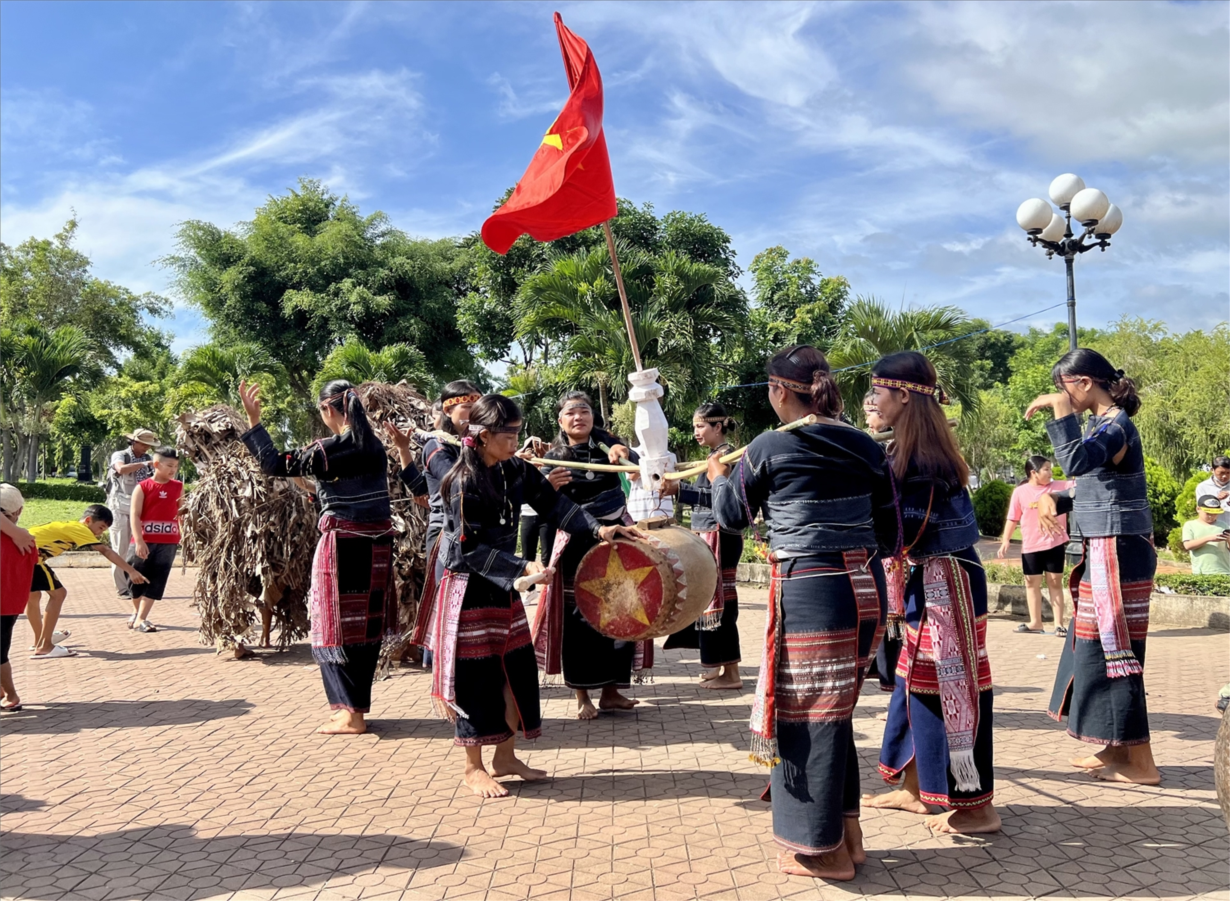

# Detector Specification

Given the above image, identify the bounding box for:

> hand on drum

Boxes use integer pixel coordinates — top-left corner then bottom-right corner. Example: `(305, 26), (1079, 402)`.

(547, 466), (572, 489)
(598, 524), (646, 545)
(706, 451), (732, 482)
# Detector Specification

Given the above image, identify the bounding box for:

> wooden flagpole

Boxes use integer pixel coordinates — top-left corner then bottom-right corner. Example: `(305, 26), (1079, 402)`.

(602, 220), (644, 372)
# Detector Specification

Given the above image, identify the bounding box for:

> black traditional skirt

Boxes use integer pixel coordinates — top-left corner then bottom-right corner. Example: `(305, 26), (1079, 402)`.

(663, 531), (743, 667)
(1047, 534), (1154, 745)
(560, 533), (635, 690)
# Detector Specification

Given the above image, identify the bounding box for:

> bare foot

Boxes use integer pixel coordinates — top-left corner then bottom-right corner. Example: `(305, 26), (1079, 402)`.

(1070, 746), (1124, 769)
(317, 712), (366, 734)
(777, 847), (856, 881)
(577, 699), (598, 720)
(1093, 763), (1161, 785)
(598, 687), (640, 710)
(231, 643), (253, 660)
(464, 766), (510, 799)
(926, 806), (1002, 835)
(699, 669), (720, 682)
(700, 669), (743, 690)
(844, 817), (866, 865)
(490, 755), (549, 781)
(862, 788), (929, 815)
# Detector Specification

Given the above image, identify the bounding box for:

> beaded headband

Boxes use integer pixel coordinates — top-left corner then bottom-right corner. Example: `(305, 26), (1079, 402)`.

(562, 401), (592, 414)
(693, 416), (730, 424)
(870, 376), (950, 405)
(442, 393), (480, 409)
(769, 375), (812, 394)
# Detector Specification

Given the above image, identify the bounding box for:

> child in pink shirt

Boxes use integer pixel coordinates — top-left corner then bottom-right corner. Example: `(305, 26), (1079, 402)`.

(998, 456), (1075, 634)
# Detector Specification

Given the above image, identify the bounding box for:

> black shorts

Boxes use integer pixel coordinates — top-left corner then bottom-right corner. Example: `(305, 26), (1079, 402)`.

(128, 542), (178, 601)
(30, 563), (64, 593)
(1022, 543), (1066, 576)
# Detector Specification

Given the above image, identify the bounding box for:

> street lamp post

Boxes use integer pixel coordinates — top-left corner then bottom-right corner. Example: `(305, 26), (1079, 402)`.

(1016, 174), (1123, 352)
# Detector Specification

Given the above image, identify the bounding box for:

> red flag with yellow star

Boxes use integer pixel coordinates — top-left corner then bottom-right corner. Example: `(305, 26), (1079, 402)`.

(480, 12), (617, 255)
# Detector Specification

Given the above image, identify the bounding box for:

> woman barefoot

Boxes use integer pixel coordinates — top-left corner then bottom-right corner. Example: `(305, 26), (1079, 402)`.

(709, 346), (899, 878)
(1029, 349), (1160, 786)
(240, 379), (405, 736)
(665, 402), (744, 690)
(424, 395), (643, 795)
(536, 392), (649, 716)
(863, 353), (1001, 836)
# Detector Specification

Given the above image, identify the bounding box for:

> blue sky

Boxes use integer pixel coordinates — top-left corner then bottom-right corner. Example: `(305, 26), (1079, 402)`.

(2, 1), (1226, 356)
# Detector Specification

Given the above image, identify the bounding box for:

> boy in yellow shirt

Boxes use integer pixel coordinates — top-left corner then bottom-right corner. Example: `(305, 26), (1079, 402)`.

(28, 504), (148, 659)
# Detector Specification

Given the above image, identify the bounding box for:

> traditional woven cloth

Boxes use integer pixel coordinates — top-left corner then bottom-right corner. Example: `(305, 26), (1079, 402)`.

(429, 569), (470, 720)
(410, 534), (443, 650)
(883, 556), (906, 640)
(1086, 536), (1144, 678)
(921, 556), (982, 792)
(310, 516), (395, 664)
(696, 530), (728, 631)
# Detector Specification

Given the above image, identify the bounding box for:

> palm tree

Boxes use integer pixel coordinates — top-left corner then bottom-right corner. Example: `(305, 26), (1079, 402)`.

(311, 336), (431, 397)
(176, 342), (284, 407)
(3, 322), (92, 481)
(516, 242), (744, 422)
(826, 297), (981, 421)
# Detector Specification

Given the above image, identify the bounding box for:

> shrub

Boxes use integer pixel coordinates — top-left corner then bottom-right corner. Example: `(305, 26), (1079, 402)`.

(982, 562), (1024, 586)
(972, 479), (1013, 537)
(6, 481), (105, 503)
(1167, 525), (1190, 562)
(1155, 573), (1230, 597)
(1144, 457), (1180, 545)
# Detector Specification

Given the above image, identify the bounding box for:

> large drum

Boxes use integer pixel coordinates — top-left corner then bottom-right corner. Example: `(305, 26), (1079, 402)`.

(573, 517), (719, 642)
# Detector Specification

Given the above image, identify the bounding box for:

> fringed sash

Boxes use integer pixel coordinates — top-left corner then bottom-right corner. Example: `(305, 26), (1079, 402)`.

(922, 556), (982, 793)
(428, 569), (469, 721)
(409, 534), (442, 650)
(883, 556), (906, 640)
(749, 558), (782, 767)
(310, 516), (396, 664)
(1088, 536), (1144, 678)
(695, 530), (725, 631)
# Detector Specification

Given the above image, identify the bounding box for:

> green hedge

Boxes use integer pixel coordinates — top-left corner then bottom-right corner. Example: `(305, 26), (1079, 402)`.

(7, 481), (106, 503)
(972, 480), (1013, 537)
(983, 560), (1230, 597)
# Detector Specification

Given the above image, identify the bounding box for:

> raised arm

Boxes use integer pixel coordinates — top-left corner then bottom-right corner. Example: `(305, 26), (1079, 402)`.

(1045, 413), (1127, 478)
(241, 423), (326, 479)
(710, 448), (765, 533)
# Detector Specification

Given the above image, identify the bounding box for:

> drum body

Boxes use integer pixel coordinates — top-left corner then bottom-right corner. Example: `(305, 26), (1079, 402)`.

(573, 518), (719, 642)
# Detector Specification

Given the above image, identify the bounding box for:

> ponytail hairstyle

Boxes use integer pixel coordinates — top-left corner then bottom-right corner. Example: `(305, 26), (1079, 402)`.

(767, 344), (843, 419)
(438, 379), (482, 436)
(1051, 348), (1140, 417)
(318, 380), (376, 452)
(693, 401), (738, 436)
(551, 390), (612, 454)
(1022, 454), (1052, 486)
(439, 394), (523, 509)
(870, 352), (968, 487)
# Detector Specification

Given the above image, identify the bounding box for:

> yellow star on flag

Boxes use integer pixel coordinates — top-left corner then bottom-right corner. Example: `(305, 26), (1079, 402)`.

(578, 547), (655, 630)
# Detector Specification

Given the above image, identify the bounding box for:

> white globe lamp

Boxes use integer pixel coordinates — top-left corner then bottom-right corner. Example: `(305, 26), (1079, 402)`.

(1070, 188), (1110, 226)
(1095, 203), (1122, 237)
(1016, 198), (1054, 233)
(1049, 173), (1085, 207)
(1039, 213), (1067, 242)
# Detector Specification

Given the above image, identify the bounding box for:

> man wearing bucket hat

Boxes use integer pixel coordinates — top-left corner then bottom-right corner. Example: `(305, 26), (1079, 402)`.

(107, 429), (157, 596)
(1182, 495), (1230, 575)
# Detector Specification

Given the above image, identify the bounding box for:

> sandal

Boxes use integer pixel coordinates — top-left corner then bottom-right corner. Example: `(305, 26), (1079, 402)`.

(31, 644), (78, 659)
(1055, 625), (1068, 636)
(0, 704), (22, 713)
(137, 621), (158, 633)
(1015, 624), (1044, 633)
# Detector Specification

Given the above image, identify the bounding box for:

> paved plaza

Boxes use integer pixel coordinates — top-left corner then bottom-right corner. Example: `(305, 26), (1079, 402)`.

(1, 564), (1227, 901)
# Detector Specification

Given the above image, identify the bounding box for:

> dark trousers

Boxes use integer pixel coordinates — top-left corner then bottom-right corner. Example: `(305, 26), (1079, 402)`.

(520, 515), (552, 564)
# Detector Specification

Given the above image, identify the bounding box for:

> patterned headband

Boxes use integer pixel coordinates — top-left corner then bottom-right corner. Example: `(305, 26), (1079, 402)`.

(562, 401), (592, 413)
(769, 375), (812, 394)
(693, 416), (730, 424)
(871, 376), (950, 405)
(443, 393), (480, 409)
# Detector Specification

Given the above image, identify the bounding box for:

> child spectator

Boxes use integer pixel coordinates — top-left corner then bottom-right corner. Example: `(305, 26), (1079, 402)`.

(1182, 495), (1230, 575)
(128, 447), (184, 632)
(28, 505), (148, 659)
(1, 484), (37, 711)
(999, 456), (1075, 635)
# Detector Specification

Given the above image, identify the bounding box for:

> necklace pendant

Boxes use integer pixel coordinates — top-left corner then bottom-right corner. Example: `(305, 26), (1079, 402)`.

(586, 471), (595, 480)
(499, 516), (506, 525)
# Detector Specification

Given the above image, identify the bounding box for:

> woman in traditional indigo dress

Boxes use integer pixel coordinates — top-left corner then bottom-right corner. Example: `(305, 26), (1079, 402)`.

(710, 346), (898, 881)
(536, 391), (649, 720)
(239, 379), (403, 736)
(421, 395), (642, 797)
(665, 402), (744, 690)
(1027, 348), (1159, 785)
(864, 352), (1001, 836)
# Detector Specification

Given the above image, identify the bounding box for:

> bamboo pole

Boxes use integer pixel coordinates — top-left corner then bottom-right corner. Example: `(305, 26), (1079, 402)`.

(603, 220), (643, 372)
(663, 415), (820, 481)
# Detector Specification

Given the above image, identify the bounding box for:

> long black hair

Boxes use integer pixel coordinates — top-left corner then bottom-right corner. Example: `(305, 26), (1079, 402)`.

(1052, 348), (1141, 417)
(1021, 454), (1052, 485)
(439, 394), (522, 507)
(767, 345), (843, 419)
(872, 352), (968, 486)
(318, 379), (376, 451)
(550, 390), (616, 454)
(438, 379), (481, 436)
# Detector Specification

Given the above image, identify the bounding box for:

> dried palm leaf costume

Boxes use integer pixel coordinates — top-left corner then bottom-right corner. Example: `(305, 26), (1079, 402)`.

(412, 455), (601, 746)
(1045, 409), (1154, 745)
(711, 419), (898, 855)
(243, 423), (405, 714)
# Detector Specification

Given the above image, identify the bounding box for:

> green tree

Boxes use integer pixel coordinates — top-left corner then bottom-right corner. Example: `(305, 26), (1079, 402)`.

(1144, 456), (1181, 545)
(311, 337), (431, 397)
(749, 246), (849, 346)
(956, 386), (1021, 482)
(175, 342), (284, 408)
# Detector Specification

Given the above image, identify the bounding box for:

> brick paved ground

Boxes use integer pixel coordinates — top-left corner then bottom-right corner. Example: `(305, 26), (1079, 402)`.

(1, 566), (1227, 901)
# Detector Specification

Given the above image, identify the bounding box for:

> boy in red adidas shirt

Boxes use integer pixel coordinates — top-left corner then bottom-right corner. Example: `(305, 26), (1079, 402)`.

(128, 447), (184, 633)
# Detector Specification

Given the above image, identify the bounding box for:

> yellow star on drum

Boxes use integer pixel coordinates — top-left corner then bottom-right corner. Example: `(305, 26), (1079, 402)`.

(578, 546), (655, 630)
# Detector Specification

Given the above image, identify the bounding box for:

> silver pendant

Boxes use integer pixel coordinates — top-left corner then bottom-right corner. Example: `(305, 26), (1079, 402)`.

(586, 471), (595, 480)
(499, 516), (507, 525)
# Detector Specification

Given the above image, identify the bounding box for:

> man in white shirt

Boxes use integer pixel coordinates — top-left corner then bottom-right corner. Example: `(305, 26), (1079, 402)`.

(1195, 455), (1230, 529)
(107, 429), (157, 596)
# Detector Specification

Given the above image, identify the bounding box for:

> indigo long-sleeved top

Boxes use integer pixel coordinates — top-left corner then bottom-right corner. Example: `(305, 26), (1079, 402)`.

(896, 461), (980, 559)
(711, 422), (899, 556)
(242, 424), (393, 523)
(442, 457), (603, 591)
(421, 436), (461, 550)
(677, 443), (739, 534)
(542, 432), (638, 523)
(1046, 410), (1152, 539)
